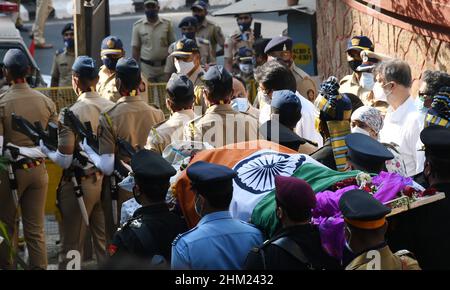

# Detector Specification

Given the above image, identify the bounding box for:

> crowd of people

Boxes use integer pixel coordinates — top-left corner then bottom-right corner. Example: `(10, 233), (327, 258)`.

(0, 0), (449, 271)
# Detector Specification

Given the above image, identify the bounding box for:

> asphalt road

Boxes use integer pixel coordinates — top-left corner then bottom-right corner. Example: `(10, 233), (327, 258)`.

(19, 11), (287, 78)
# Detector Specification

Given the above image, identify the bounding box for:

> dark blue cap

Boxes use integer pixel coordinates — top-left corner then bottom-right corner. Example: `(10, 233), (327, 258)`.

(237, 47), (254, 63)
(345, 133), (394, 168)
(264, 36), (293, 54)
(420, 125), (450, 157)
(61, 23), (74, 35)
(166, 73), (194, 101)
(72, 56), (98, 78)
(170, 38), (199, 58)
(271, 90), (302, 112)
(187, 161), (237, 186)
(339, 190), (391, 227)
(131, 149), (176, 180)
(116, 57), (140, 77)
(178, 16), (198, 28)
(191, 0), (208, 10)
(101, 36), (123, 56)
(202, 65), (232, 88)
(260, 120), (306, 151)
(346, 36), (374, 52)
(3, 49), (29, 69)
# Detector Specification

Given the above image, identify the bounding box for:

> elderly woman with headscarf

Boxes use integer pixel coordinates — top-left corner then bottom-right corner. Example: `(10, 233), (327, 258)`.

(350, 106), (384, 139)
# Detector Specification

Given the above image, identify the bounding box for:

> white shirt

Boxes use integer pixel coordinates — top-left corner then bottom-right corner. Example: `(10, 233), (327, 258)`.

(379, 97), (423, 177)
(258, 91), (323, 147)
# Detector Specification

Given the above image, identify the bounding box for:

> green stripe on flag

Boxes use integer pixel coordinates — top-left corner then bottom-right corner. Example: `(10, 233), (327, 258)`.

(250, 163), (361, 237)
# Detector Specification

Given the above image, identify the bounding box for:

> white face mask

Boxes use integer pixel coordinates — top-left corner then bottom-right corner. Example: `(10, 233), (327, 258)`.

(231, 97), (249, 113)
(239, 63), (253, 75)
(359, 72), (375, 90)
(174, 58), (195, 75)
(351, 126), (371, 136)
(372, 82), (388, 102)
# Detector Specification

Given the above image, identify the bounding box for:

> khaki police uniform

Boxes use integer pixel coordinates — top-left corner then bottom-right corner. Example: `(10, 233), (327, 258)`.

(56, 91), (113, 268)
(184, 104), (259, 148)
(97, 65), (121, 103)
(132, 17), (176, 82)
(147, 109), (194, 154)
(0, 83), (57, 269)
(197, 19), (225, 63)
(291, 64), (317, 100)
(164, 38), (213, 75)
(32, 0), (54, 46)
(346, 246), (421, 270)
(224, 29), (254, 63)
(51, 48), (75, 87)
(98, 95), (165, 239)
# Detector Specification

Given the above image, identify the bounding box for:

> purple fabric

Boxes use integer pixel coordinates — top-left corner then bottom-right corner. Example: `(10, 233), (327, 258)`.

(312, 172), (412, 260)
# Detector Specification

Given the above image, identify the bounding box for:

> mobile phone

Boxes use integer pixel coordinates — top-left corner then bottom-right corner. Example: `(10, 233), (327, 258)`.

(253, 22), (262, 39)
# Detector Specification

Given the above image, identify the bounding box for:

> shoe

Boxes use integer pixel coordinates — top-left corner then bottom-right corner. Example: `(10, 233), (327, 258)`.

(35, 43), (53, 49)
(16, 25), (30, 32)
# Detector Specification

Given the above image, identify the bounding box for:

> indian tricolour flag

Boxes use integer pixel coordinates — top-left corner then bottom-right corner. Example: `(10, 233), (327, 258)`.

(174, 140), (360, 236)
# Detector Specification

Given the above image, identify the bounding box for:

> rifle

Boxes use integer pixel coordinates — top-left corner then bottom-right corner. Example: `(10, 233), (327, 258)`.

(11, 113), (58, 151)
(61, 108), (99, 154)
(12, 113), (90, 226)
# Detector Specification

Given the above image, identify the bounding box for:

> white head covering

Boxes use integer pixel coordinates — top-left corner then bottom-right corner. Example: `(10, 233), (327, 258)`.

(351, 106), (384, 134)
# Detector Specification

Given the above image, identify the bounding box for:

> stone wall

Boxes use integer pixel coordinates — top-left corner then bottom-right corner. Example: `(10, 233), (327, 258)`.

(316, 0), (450, 94)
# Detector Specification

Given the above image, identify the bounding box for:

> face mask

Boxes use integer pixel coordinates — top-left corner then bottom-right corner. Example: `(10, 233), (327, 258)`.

(102, 57), (118, 71)
(231, 97), (249, 113)
(145, 10), (158, 20)
(64, 38), (74, 49)
(359, 72), (375, 90)
(174, 59), (195, 75)
(348, 60), (362, 72)
(194, 195), (203, 217)
(118, 175), (135, 193)
(414, 97), (426, 112)
(182, 32), (196, 40)
(239, 63), (253, 75)
(351, 126), (371, 136)
(373, 82), (388, 102)
(194, 14), (205, 23)
(239, 22), (251, 32)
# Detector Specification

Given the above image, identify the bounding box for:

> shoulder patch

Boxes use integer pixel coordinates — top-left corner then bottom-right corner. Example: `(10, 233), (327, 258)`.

(197, 38), (210, 45)
(171, 226), (198, 246)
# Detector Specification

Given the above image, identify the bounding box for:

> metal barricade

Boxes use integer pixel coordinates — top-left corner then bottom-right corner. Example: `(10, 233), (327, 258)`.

(34, 87), (78, 112)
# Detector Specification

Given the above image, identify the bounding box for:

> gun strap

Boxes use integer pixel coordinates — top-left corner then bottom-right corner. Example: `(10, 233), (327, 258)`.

(72, 168), (85, 198)
(110, 175), (118, 200)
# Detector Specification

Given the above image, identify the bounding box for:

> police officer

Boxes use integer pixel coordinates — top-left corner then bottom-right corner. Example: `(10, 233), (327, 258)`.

(231, 77), (259, 120)
(83, 57), (165, 240)
(41, 56), (113, 269)
(345, 132), (394, 173)
(234, 47), (255, 83)
(167, 38), (206, 111)
(171, 161), (264, 270)
(264, 36), (317, 101)
(339, 36), (375, 104)
(107, 149), (186, 267)
(388, 126), (450, 270)
(50, 23), (75, 87)
(191, 0), (225, 62)
(97, 36), (125, 102)
(147, 74), (195, 154)
(0, 49), (57, 269)
(32, 0), (54, 49)
(311, 77), (353, 171)
(253, 38), (271, 68)
(183, 65), (259, 148)
(245, 176), (341, 270)
(339, 189), (421, 270)
(224, 13), (255, 72)
(164, 16), (213, 76)
(132, 0), (176, 82)
(259, 90), (317, 154)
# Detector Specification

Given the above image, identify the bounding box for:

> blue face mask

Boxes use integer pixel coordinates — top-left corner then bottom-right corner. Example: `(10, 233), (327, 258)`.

(239, 22), (251, 32)
(102, 57), (118, 71)
(145, 10), (158, 20)
(182, 32), (196, 40)
(64, 38), (74, 49)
